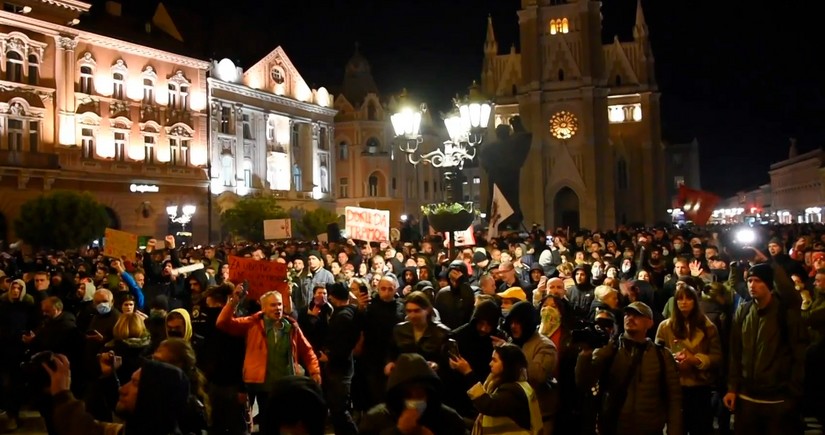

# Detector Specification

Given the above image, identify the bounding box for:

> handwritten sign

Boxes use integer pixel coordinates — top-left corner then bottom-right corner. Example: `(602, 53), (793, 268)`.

(227, 256), (290, 311)
(345, 206), (389, 242)
(103, 228), (138, 259)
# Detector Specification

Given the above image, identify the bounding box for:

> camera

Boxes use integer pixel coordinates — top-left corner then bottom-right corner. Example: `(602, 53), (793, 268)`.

(20, 351), (57, 390)
(571, 318), (613, 348)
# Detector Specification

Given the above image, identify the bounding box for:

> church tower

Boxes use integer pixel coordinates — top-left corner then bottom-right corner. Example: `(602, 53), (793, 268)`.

(482, 0), (665, 229)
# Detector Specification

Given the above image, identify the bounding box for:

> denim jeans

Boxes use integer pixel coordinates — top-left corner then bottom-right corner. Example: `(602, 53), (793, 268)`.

(325, 361), (358, 435)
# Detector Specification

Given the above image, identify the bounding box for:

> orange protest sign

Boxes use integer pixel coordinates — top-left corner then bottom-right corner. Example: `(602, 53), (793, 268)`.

(227, 256), (290, 311)
(103, 228), (137, 260)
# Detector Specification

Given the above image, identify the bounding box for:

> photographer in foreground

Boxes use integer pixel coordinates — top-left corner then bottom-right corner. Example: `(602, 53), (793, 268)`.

(575, 302), (682, 435)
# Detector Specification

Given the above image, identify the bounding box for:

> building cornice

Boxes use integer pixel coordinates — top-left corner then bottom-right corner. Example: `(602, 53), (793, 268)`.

(208, 78), (337, 118)
(0, 11), (210, 70)
(38, 0), (91, 12)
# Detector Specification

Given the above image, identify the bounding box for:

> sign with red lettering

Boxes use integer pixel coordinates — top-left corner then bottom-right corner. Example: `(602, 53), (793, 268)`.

(345, 206), (390, 242)
(227, 256), (290, 311)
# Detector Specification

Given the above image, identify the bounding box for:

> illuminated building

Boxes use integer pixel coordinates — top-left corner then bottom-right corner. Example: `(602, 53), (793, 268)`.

(481, 0), (667, 229)
(333, 47), (447, 226)
(0, 0), (210, 242)
(207, 47), (337, 235)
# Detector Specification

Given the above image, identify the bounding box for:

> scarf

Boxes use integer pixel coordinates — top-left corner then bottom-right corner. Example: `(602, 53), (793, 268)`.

(539, 305), (562, 338)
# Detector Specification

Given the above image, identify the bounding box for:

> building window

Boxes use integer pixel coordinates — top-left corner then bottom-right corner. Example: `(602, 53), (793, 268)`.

(318, 127), (328, 150)
(180, 139), (190, 166)
(180, 84), (189, 110)
(368, 175), (378, 197)
(617, 158), (628, 190)
(170, 138), (179, 165)
(291, 123), (299, 147)
(168, 83), (177, 108)
(144, 135), (155, 163)
(112, 72), (124, 99)
(4, 3), (27, 13)
(615, 75), (622, 87)
(243, 160), (253, 188)
(6, 51), (23, 82)
(242, 114), (253, 140)
(220, 106), (231, 134)
(271, 67), (284, 84)
(81, 128), (94, 158)
(292, 164), (302, 190)
(391, 177), (396, 190)
(80, 66), (94, 94)
(338, 142), (348, 160)
(27, 54), (38, 85)
(550, 18), (569, 34)
(558, 69), (565, 81)
(114, 132), (126, 161)
(674, 176), (685, 189)
(166, 72), (190, 110)
(221, 155), (234, 186)
(473, 176), (481, 184)
(339, 177), (348, 198)
(366, 137), (380, 154)
(7, 119), (22, 151)
(29, 120), (38, 152)
(319, 166), (329, 193)
(266, 121), (275, 142)
(143, 78), (154, 104)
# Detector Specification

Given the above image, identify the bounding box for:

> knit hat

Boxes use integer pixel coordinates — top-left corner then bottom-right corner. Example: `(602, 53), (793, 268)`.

(768, 238), (782, 247)
(472, 250), (489, 265)
(747, 263), (774, 290)
(307, 250), (322, 261)
(326, 282), (350, 301)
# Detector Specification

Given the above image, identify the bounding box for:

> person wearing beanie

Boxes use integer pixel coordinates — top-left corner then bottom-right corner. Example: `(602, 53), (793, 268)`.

(318, 282), (360, 434)
(295, 251), (335, 318)
(434, 260), (476, 329)
(48, 355), (190, 435)
(470, 250), (491, 285)
(724, 261), (806, 434)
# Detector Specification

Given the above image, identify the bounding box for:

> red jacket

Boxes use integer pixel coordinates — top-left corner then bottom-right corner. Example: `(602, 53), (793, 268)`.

(216, 304), (320, 384)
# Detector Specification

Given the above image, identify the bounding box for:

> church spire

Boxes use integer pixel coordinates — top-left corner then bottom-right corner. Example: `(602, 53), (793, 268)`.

(633, 0), (648, 39)
(485, 14), (498, 55)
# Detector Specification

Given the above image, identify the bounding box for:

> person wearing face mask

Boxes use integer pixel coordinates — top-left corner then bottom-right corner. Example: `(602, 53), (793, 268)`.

(359, 353), (467, 435)
(165, 308), (204, 359)
(80, 289), (121, 386)
(619, 258), (637, 281)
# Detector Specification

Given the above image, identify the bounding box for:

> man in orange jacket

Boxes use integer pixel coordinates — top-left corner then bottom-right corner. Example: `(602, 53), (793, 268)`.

(217, 288), (320, 433)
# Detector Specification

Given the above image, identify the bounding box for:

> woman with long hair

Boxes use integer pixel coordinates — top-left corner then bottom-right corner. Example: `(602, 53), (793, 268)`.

(385, 291), (450, 376)
(655, 282), (722, 435)
(450, 343), (543, 434)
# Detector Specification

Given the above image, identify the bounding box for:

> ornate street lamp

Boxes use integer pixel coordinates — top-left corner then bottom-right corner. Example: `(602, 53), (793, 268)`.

(392, 83), (492, 255)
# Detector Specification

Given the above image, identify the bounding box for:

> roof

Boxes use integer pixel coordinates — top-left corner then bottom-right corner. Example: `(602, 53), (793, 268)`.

(341, 44), (379, 107)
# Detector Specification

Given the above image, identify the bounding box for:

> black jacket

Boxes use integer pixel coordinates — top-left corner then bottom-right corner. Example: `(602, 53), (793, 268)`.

(363, 297), (405, 367)
(324, 304), (360, 372)
(434, 282), (475, 330)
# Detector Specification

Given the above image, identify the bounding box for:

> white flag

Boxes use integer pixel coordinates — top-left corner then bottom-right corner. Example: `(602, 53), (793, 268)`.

(488, 184), (514, 239)
(263, 218), (293, 240)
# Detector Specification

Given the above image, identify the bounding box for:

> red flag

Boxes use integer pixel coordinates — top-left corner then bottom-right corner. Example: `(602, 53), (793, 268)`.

(677, 186), (720, 225)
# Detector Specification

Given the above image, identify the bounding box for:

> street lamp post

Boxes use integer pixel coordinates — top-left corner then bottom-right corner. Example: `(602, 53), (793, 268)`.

(166, 204), (197, 242)
(391, 83), (491, 257)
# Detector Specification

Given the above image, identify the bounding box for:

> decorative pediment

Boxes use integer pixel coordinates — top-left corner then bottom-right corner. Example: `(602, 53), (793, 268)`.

(245, 46), (310, 97)
(142, 65), (158, 81)
(604, 38), (639, 86)
(0, 31), (46, 60)
(110, 116), (133, 130)
(545, 34), (582, 80)
(111, 58), (128, 74)
(166, 122), (194, 138)
(168, 70), (190, 86)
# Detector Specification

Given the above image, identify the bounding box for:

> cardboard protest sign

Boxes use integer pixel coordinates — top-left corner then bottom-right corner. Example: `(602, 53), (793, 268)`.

(263, 218), (292, 240)
(103, 228), (138, 259)
(345, 206), (389, 242)
(227, 256), (290, 310)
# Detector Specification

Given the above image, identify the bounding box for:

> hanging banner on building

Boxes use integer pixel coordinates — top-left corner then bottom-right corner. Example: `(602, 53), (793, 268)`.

(227, 256), (290, 310)
(345, 206), (390, 242)
(263, 218), (293, 240)
(445, 225), (477, 247)
(103, 228), (138, 259)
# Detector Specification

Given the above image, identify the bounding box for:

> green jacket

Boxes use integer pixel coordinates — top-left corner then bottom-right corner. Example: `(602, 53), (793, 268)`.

(802, 288), (825, 344)
(728, 263), (807, 400)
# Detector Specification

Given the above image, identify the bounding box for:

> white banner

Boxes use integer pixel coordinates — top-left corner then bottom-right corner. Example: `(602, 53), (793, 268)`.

(263, 218), (292, 240)
(345, 206), (390, 242)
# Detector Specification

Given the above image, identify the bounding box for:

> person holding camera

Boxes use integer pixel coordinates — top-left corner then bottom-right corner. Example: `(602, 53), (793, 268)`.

(576, 301), (683, 435)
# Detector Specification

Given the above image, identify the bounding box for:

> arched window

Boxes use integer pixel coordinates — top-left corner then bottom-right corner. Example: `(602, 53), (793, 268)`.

(112, 72), (124, 100)
(615, 75), (622, 86)
(367, 102), (377, 120)
(549, 19), (557, 35)
(366, 137), (380, 154)
(292, 164), (302, 190)
(27, 54), (38, 85)
(558, 69), (565, 81)
(80, 66), (93, 94)
(243, 160), (253, 188)
(511, 84), (517, 95)
(561, 18), (569, 34)
(6, 51), (22, 82)
(368, 174), (378, 197)
(617, 158), (628, 190)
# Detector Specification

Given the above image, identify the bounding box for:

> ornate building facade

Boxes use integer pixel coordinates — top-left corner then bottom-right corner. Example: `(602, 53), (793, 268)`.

(333, 48), (446, 225)
(206, 47), (337, 238)
(482, 0), (666, 229)
(0, 0), (211, 243)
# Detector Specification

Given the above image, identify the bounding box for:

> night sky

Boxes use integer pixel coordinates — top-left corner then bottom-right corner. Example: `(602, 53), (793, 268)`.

(181, 0), (823, 198)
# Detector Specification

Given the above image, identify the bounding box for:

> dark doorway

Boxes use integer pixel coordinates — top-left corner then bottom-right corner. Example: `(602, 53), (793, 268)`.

(0, 212), (7, 247)
(554, 187), (580, 230)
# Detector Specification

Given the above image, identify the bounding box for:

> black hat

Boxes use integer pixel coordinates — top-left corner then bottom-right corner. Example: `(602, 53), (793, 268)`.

(747, 263), (774, 290)
(307, 250), (322, 261)
(326, 282), (350, 301)
(472, 250), (489, 265)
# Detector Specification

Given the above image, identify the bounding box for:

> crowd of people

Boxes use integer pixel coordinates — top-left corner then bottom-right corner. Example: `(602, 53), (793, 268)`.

(0, 222), (822, 435)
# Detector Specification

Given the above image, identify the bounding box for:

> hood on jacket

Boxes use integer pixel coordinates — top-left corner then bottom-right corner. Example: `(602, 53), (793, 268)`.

(129, 360), (190, 435)
(386, 353), (442, 415)
(10, 278), (27, 300)
(505, 301), (538, 346)
(265, 375), (327, 435)
(166, 308), (193, 341)
(188, 269), (209, 293)
(471, 300), (501, 330)
(400, 267), (419, 287)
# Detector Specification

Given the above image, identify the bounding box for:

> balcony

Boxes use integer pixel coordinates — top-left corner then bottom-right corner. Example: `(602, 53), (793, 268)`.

(0, 150), (59, 170)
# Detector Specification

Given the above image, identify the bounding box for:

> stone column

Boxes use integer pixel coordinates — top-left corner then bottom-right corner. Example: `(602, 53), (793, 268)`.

(55, 36), (78, 146)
